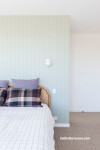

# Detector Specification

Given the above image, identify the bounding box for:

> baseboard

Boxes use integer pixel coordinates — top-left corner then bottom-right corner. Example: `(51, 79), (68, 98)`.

(70, 110), (100, 112)
(55, 123), (70, 127)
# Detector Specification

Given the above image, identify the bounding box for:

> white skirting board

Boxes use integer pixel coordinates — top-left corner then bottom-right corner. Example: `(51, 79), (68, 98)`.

(70, 110), (100, 112)
(55, 123), (70, 127)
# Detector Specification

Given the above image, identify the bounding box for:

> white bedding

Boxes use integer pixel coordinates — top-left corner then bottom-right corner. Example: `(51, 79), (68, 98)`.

(0, 104), (55, 150)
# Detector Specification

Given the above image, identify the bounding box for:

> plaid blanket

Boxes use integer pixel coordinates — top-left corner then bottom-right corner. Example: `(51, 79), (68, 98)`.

(0, 88), (7, 106)
(6, 88), (42, 107)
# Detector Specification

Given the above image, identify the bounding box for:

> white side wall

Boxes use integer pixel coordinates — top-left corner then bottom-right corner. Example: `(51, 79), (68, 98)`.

(70, 33), (100, 112)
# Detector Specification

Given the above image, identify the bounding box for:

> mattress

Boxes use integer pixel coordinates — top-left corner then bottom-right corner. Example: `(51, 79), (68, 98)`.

(0, 104), (55, 150)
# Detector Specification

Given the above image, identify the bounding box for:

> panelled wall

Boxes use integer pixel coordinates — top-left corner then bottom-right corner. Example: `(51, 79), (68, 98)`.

(0, 16), (70, 123)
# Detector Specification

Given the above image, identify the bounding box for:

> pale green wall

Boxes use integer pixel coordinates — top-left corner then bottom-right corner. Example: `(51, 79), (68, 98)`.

(0, 16), (70, 123)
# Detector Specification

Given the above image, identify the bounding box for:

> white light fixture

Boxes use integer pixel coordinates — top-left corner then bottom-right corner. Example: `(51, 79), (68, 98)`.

(45, 58), (51, 66)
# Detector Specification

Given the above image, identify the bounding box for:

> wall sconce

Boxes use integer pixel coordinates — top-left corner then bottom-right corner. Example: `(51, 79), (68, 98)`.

(45, 58), (51, 67)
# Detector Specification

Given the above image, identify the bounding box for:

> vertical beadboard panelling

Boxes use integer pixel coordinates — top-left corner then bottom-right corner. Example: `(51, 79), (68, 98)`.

(0, 16), (70, 123)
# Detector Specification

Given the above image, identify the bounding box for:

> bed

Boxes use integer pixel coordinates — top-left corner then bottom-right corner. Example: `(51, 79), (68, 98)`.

(0, 85), (55, 150)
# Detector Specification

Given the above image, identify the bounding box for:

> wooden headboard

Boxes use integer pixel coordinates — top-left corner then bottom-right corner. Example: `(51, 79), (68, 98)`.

(8, 85), (50, 108)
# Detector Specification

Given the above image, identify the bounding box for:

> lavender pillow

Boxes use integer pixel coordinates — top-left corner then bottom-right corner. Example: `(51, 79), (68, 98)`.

(12, 78), (39, 89)
(0, 80), (9, 88)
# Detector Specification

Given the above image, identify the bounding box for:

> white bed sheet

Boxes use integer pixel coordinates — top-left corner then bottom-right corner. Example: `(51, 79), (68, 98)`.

(0, 104), (55, 150)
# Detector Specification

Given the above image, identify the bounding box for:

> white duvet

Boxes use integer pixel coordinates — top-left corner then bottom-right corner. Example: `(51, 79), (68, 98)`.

(0, 104), (55, 150)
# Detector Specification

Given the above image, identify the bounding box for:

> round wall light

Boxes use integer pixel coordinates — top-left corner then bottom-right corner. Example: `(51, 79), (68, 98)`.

(45, 58), (51, 66)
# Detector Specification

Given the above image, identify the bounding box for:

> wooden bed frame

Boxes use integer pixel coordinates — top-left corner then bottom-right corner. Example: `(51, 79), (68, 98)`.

(8, 84), (50, 108)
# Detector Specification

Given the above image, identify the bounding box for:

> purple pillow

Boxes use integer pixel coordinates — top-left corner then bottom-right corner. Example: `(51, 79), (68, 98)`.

(0, 80), (9, 88)
(12, 78), (39, 89)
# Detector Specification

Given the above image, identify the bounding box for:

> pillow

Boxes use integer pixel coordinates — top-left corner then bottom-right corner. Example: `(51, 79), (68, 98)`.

(0, 80), (9, 88)
(6, 88), (42, 107)
(0, 88), (7, 106)
(12, 78), (39, 89)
